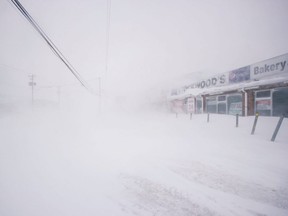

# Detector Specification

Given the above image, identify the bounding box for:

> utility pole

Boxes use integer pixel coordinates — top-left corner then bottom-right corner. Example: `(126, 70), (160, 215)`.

(28, 74), (36, 104)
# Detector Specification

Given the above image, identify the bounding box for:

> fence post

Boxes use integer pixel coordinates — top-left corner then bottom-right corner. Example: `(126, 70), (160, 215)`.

(176, 113), (178, 118)
(190, 113), (192, 120)
(207, 113), (209, 123)
(251, 112), (259, 135)
(271, 115), (285, 142)
(236, 114), (239, 127)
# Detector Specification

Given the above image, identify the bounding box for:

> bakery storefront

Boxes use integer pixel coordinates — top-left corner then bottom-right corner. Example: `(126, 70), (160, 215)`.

(168, 53), (288, 117)
(248, 54), (288, 116)
(251, 86), (288, 116)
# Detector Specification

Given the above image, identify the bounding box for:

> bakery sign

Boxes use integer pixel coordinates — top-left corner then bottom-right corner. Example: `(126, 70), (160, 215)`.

(251, 53), (288, 80)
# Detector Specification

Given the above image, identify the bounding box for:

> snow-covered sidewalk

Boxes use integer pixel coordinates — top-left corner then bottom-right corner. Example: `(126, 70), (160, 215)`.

(0, 108), (287, 216)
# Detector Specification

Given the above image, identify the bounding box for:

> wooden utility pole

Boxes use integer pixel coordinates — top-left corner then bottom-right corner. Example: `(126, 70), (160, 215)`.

(28, 74), (36, 104)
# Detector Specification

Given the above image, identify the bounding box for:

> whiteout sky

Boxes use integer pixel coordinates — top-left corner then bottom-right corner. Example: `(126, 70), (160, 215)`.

(1, 0), (288, 104)
(1, 2), (288, 215)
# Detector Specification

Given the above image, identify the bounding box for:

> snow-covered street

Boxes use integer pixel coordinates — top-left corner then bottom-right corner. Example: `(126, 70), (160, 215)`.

(1, 107), (287, 216)
(2, 0), (288, 215)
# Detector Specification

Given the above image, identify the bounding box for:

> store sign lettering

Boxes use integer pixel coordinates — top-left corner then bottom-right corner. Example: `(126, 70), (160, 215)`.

(195, 74), (226, 89)
(251, 53), (288, 80)
(254, 61), (286, 75)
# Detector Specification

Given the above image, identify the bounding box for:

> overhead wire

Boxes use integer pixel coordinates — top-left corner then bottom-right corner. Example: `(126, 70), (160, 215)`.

(9, 0), (97, 95)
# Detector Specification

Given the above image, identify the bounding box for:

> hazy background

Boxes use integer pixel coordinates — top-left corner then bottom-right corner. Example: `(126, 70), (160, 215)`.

(1, 0), (288, 110)
(1, 2), (288, 215)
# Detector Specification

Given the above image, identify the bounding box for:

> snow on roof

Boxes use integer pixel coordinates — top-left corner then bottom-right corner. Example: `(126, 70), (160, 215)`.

(167, 74), (288, 101)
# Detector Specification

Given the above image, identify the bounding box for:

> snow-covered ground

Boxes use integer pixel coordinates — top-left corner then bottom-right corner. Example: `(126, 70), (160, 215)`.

(0, 104), (288, 216)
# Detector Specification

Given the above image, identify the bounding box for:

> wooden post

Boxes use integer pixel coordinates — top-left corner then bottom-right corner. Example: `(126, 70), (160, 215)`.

(271, 115), (285, 142)
(251, 112), (259, 135)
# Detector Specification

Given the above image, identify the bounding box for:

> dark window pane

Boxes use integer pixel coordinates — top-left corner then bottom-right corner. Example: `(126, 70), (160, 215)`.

(207, 105), (217, 113)
(272, 88), (288, 116)
(218, 103), (226, 114)
(256, 90), (271, 98)
(206, 97), (217, 113)
(196, 99), (202, 113)
(227, 95), (242, 115)
(218, 96), (226, 101)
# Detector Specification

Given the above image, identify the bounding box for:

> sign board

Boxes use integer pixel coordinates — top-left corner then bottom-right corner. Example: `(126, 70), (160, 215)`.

(188, 72), (229, 89)
(229, 66), (250, 84)
(256, 99), (271, 110)
(176, 53), (287, 96)
(186, 97), (194, 113)
(229, 102), (242, 115)
(251, 53), (288, 80)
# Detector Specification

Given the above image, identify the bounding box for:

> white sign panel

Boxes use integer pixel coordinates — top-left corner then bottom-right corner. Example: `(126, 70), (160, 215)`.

(187, 97), (194, 113)
(251, 53), (288, 80)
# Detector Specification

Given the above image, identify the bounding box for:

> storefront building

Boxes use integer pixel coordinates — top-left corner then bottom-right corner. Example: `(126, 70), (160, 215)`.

(167, 53), (288, 117)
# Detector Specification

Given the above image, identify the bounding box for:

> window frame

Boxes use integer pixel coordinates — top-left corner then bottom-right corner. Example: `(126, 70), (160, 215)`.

(255, 89), (272, 116)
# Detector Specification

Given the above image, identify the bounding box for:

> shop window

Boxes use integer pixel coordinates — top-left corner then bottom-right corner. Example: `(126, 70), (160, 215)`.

(206, 97), (217, 113)
(218, 103), (226, 114)
(256, 100), (271, 116)
(256, 90), (271, 98)
(207, 105), (217, 113)
(218, 95), (226, 101)
(272, 88), (288, 116)
(227, 94), (242, 115)
(196, 98), (202, 113)
(217, 95), (227, 114)
(255, 90), (271, 116)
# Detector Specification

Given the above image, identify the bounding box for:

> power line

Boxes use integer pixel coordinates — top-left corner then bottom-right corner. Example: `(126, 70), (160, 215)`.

(9, 0), (95, 95)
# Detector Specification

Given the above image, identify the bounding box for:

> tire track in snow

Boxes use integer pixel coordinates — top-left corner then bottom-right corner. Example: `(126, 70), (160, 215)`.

(120, 174), (222, 216)
(169, 162), (288, 210)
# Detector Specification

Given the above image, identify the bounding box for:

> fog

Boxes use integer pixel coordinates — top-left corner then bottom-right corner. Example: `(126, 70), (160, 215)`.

(1, 102), (288, 215)
(1, 1), (288, 215)
(1, 0), (288, 109)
